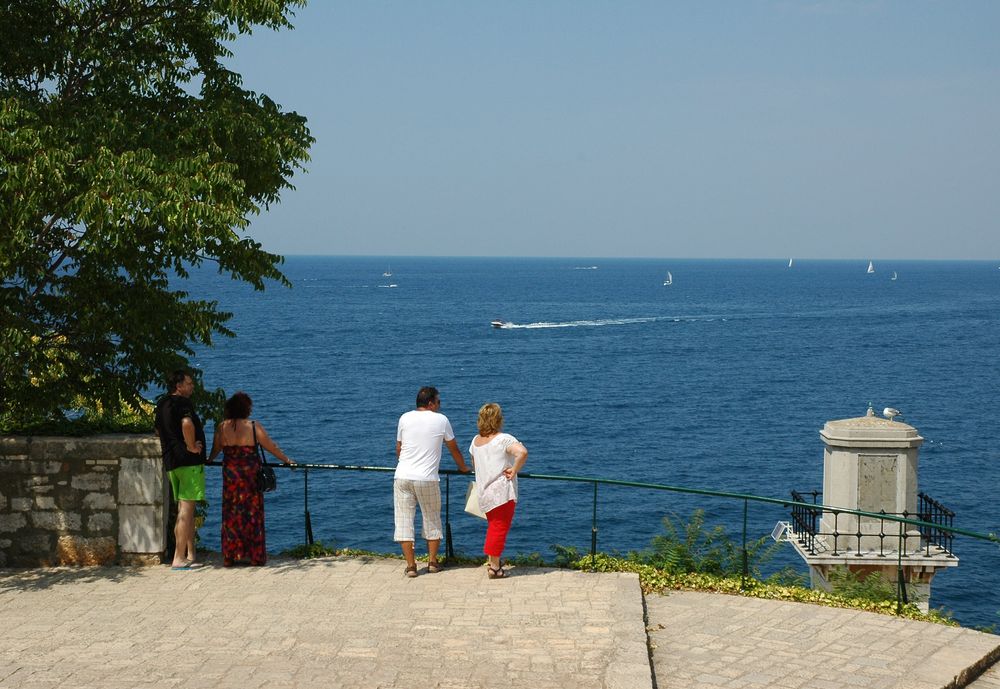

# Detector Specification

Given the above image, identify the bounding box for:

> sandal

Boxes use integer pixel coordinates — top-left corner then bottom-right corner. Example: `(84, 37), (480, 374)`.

(427, 561), (443, 574)
(487, 565), (506, 579)
(404, 564), (418, 578)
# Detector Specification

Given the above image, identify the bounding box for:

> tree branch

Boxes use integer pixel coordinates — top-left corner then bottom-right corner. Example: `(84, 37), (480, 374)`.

(29, 220), (82, 301)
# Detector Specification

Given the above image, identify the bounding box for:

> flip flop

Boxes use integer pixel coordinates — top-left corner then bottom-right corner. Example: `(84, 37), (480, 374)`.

(170, 564), (192, 571)
(183, 561), (205, 569)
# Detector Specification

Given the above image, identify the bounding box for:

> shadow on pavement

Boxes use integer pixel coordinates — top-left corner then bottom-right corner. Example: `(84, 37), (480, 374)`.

(0, 565), (140, 592)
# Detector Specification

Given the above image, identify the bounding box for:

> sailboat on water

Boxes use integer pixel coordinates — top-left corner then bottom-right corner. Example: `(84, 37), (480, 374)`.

(788, 258), (793, 268)
(867, 260), (875, 274)
(382, 264), (393, 277)
(663, 271), (673, 286)
(891, 271), (898, 281)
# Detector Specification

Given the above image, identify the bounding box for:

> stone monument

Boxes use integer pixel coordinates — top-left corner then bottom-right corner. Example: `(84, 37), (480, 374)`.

(787, 406), (958, 610)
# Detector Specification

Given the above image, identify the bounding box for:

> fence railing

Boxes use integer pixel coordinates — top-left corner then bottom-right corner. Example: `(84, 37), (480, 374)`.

(789, 490), (957, 558)
(919, 492), (956, 555)
(206, 460), (1000, 614)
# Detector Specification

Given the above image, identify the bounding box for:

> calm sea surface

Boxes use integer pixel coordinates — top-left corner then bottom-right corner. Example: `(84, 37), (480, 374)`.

(186, 257), (1000, 627)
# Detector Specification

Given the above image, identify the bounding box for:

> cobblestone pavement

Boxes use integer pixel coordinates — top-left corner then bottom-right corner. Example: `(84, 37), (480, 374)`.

(968, 663), (1000, 689)
(4, 558), (1000, 689)
(0, 555), (650, 689)
(646, 590), (1000, 689)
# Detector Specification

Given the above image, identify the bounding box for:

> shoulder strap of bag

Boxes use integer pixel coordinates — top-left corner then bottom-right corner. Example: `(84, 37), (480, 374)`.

(252, 421), (268, 466)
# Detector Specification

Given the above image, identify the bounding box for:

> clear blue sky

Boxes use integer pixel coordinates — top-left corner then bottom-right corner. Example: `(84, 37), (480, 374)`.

(227, 1), (1000, 259)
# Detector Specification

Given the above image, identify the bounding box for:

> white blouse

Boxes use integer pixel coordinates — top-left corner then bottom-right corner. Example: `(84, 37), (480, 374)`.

(469, 433), (519, 514)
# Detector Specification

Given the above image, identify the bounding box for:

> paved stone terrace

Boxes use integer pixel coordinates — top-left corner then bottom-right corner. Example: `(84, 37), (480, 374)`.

(2, 555), (999, 689)
(648, 591), (1000, 689)
(969, 665), (1000, 689)
(0, 555), (649, 689)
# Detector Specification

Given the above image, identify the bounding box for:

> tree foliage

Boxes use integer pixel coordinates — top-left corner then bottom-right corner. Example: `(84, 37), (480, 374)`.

(0, 1), (313, 430)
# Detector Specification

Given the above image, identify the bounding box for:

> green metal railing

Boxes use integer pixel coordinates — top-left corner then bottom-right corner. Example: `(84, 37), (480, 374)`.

(207, 460), (1000, 613)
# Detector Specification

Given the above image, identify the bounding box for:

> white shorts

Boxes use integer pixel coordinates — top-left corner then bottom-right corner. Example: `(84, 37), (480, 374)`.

(393, 479), (442, 542)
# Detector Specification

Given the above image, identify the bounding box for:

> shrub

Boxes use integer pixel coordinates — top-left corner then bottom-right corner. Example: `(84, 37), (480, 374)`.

(635, 508), (782, 578)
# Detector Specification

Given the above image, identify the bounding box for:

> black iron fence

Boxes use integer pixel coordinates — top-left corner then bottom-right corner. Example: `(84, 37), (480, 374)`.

(789, 489), (957, 558)
(919, 492), (956, 556)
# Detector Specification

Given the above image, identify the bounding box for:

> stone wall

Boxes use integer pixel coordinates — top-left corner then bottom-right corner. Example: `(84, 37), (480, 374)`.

(0, 434), (165, 567)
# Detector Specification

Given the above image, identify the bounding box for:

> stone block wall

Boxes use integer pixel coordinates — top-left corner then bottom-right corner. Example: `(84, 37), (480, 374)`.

(0, 435), (165, 567)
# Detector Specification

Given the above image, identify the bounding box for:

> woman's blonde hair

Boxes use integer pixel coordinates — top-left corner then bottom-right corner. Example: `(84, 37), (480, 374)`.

(477, 403), (504, 436)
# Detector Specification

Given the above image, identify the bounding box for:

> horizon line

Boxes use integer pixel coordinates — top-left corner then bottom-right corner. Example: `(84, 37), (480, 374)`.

(274, 254), (1000, 263)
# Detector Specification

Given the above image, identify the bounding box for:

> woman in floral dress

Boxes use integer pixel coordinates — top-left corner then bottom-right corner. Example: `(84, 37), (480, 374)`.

(209, 392), (295, 566)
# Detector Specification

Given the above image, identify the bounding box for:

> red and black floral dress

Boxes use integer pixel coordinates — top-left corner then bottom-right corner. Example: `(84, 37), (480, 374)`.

(221, 445), (266, 566)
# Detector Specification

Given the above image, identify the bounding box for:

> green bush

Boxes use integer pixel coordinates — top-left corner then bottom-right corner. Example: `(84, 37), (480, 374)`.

(566, 552), (955, 625)
(282, 541), (339, 559)
(634, 508), (782, 578)
(827, 567), (903, 604)
(509, 552), (546, 567)
(765, 566), (808, 588)
(552, 544), (582, 568)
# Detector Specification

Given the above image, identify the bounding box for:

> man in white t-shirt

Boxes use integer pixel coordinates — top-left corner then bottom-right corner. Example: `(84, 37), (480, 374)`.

(394, 386), (471, 577)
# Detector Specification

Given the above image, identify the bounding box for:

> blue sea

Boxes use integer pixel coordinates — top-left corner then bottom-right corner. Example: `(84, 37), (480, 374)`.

(186, 257), (1000, 628)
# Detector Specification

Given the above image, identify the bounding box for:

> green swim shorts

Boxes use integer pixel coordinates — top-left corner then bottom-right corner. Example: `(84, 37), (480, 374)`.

(168, 464), (205, 502)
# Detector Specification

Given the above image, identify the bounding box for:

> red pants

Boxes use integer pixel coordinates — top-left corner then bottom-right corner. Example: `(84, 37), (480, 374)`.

(484, 500), (516, 557)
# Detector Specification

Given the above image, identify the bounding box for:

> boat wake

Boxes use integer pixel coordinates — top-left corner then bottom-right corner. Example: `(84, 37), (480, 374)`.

(494, 316), (727, 329)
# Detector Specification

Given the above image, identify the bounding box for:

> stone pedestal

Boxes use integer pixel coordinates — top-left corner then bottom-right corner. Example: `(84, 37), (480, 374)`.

(789, 408), (958, 611)
(819, 409), (922, 553)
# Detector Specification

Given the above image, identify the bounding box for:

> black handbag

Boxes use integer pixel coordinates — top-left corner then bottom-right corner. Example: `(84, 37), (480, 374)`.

(252, 421), (277, 493)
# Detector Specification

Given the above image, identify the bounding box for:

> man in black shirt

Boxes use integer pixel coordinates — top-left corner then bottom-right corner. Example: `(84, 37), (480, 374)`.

(154, 370), (206, 569)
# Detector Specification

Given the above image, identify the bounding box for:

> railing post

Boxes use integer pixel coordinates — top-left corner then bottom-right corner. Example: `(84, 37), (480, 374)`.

(831, 512), (840, 556)
(896, 529), (907, 613)
(946, 510), (955, 557)
(741, 498), (748, 590)
(445, 474), (454, 559)
(304, 467), (314, 546)
(590, 481), (598, 572)
(877, 510), (887, 557)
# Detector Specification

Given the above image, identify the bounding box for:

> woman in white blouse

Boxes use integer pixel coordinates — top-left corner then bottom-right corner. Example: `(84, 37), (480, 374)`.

(469, 403), (529, 579)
